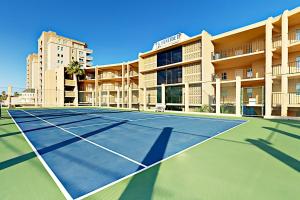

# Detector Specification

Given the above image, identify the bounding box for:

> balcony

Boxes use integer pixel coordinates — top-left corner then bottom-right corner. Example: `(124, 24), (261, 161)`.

(86, 62), (93, 67)
(272, 64), (281, 76)
(288, 61), (300, 74)
(86, 56), (93, 61)
(212, 39), (265, 60)
(64, 79), (76, 86)
(272, 35), (282, 49)
(65, 91), (75, 97)
(85, 48), (93, 54)
(99, 73), (122, 79)
(101, 85), (120, 91)
(272, 92), (300, 106)
(288, 30), (300, 44)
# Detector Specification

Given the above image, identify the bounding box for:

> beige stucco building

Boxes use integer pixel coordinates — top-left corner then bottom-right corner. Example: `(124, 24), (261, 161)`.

(26, 7), (300, 118)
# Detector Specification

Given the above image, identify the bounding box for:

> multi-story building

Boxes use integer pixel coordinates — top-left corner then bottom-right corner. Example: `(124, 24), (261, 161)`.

(26, 53), (39, 89)
(28, 31), (93, 106)
(25, 7), (300, 118)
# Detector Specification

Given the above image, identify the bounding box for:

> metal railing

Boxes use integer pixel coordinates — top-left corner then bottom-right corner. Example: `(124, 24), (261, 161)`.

(289, 93), (300, 105)
(272, 92), (282, 106)
(288, 30), (300, 44)
(272, 64), (281, 76)
(288, 61), (300, 74)
(272, 35), (282, 49)
(212, 39), (265, 60)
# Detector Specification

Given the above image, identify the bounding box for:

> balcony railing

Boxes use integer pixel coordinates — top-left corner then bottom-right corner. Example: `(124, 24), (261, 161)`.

(289, 93), (300, 105)
(212, 39), (265, 60)
(64, 79), (76, 86)
(85, 48), (93, 54)
(272, 35), (282, 49)
(288, 30), (300, 44)
(86, 62), (93, 67)
(65, 91), (75, 97)
(272, 92), (282, 106)
(86, 56), (93, 60)
(272, 64), (281, 76)
(99, 73), (121, 79)
(288, 61), (300, 74)
(101, 85), (120, 91)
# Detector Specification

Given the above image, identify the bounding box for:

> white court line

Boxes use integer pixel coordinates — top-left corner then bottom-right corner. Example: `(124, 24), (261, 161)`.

(76, 120), (249, 200)
(7, 110), (73, 200)
(65, 115), (172, 130)
(69, 109), (172, 122)
(22, 110), (147, 169)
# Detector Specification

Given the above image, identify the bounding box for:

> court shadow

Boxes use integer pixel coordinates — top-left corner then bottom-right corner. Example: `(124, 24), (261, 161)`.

(0, 131), (21, 138)
(268, 119), (300, 129)
(119, 127), (173, 200)
(263, 126), (300, 140)
(0, 121), (126, 170)
(246, 138), (300, 172)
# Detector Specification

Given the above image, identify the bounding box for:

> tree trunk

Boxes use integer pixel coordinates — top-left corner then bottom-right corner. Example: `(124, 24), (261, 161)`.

(74, 74), (79, 106)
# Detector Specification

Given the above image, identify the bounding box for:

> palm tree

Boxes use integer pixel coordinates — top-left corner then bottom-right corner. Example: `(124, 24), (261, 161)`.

(65, 61), (85, 106)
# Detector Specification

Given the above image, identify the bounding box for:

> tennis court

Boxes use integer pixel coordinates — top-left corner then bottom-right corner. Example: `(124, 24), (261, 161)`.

(8, 108), (245, 200)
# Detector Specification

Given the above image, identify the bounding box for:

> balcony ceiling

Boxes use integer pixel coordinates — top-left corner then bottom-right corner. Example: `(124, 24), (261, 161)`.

(212, 51), (265, 68)
(213, 26), (265, 45)
(289, 12), (300, 26)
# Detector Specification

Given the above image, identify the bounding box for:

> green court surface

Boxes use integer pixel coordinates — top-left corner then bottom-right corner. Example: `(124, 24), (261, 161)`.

(1, 108), (299, 200)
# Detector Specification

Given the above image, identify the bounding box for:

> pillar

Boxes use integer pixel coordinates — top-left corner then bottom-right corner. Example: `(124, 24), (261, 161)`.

(265, 17), (273, 118)
(35, 89), (38, 107)
(121, 63), (125, 108)
(143, 87), (147, 110)
(98, 90), (102, 107)
(235, 76), (241, 116)
(216, 78), (221, 115)
(7, 85), (12, 108)
(92, 91), (95, 106)
(161, 84), (166, 106)
(281, 10), (289, 117)
(127, 63), (130, 108)
(185, 82), (189, 112)
(117, 87), (120, 108)
(107, 91), (110, 107)
(129, 86), (132, 109)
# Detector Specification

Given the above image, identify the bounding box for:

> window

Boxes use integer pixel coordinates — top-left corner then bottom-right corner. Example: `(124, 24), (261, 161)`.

(247, 68), (253, 78)
(79, 58), (84, 62)
(61, 54), (63, 58)
(157, 87), (162, 103)
(165, 86), (182, 104)
(221, 72), (227, 80)
(57, 60), (60, 63)
(296, 57), (300, 71)
(61, 61), (63, 64)
(247, 88), (253, 98)
(296, 83), (300, 95)
(157, 47), (182, 67)
(296, 29), (300, 41)
(72, 57), (74, 60)
(79, 51), (83, 56)
(157, 67), (182, 85)
(57, 46), (60, 51)
(221, 89), (228, 98)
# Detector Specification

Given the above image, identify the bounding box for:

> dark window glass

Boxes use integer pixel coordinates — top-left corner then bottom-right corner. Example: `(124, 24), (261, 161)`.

(166, 86), (182, 104)
(157, 87), (162, 103)
(157, 70), (166, 85)
(157, 67), (182, 85)
(157, 47), (182, 67)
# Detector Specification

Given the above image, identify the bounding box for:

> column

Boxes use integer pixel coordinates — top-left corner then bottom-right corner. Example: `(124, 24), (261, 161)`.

(35, 89), (38, 107)
(185, 82), (189, 112)
(143, 87), (147, 110)
(7, 85), (12, 108)
(161, 84), (166, 106)
(98, 90), (102, 107)
(117, 87), (120, 108)
(107, 91), (110, 107)
(95, 69), (99, 106)
(128, 86), (132, 109)
(121, 63), (125, 108)
(235, 76), (241, 116)
(92, 91), (95, 106)
(265, 17), (273, 118)
(216, 78), (221, 115)
(281, 10), (289, 117)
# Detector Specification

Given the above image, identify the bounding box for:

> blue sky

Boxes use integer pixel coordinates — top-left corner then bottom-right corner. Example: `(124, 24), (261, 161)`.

(0, 0), (299, 89)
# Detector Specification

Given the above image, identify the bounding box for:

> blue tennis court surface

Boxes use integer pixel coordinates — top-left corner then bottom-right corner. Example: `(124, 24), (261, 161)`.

(9, 108), (245, 199)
